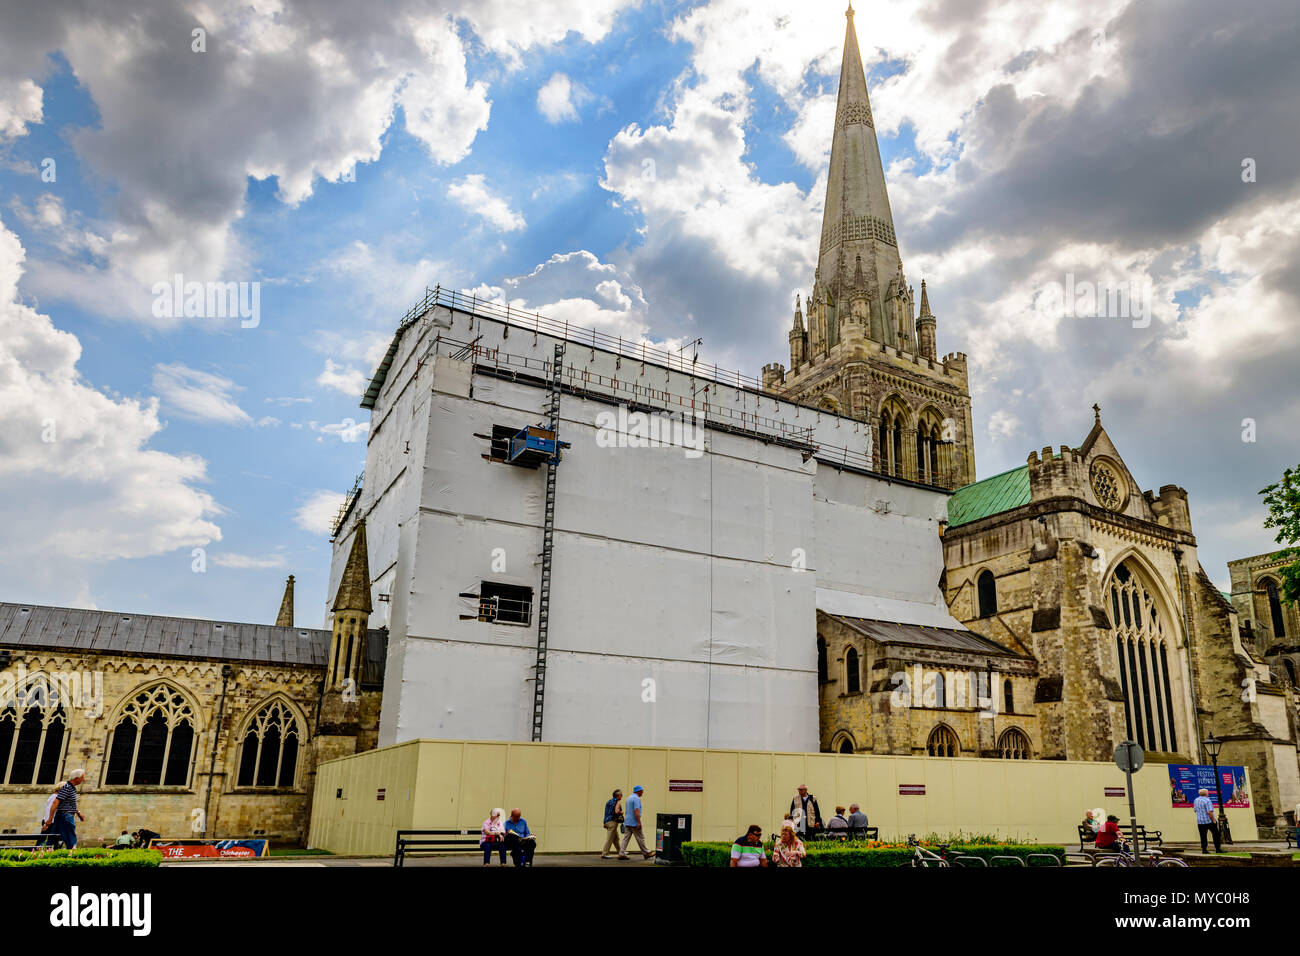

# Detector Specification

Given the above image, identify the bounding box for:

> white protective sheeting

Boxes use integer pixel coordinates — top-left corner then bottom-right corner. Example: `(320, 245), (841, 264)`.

(815, 586), (968, 631)
(338, 307), (961, 753)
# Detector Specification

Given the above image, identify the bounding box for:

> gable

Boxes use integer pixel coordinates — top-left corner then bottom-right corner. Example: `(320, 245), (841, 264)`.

(1078, 422), (1155, 522)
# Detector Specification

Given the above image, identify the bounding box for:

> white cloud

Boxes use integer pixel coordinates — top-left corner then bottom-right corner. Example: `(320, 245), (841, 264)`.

(151, 363), (253, 426)
(0, 216), (221, 566)
(294, 489), (346, 537)
(212, 552), (288, 569)
(315, 418), (369, 444)
(538, 73), (591, 123)
(447, 174), (526, 232)
(317, 359), (368, 398)
(0, 0), (638, 322)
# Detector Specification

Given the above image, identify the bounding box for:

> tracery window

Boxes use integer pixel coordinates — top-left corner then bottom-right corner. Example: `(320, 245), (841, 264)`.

(104, 684), (196, 787)
(1090, 460), (1125, 511)
(927, 724), (959, 757)
(997, 728), (1030, 759)
(1108, 562), (1178, 753)
(0, 677), (66, 786)
(237, 700), (301, 788)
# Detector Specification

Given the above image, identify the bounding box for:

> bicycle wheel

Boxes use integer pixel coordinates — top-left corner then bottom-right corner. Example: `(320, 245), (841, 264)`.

(1157, 858), (1190, 867)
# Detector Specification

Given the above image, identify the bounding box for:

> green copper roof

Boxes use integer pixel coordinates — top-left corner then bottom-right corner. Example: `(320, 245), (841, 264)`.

(947, 464), (1031, 527)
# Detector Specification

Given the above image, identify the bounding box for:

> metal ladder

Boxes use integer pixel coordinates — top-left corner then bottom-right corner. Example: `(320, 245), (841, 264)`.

(532, 342), (565, 741)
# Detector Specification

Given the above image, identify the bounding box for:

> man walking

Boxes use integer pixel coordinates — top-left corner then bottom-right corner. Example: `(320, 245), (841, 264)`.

(790, 784), (822, 841)
(1193, 788), (1221, 854)
(618, 784), (653, 860)
(45, 769), (86, 850)
(601, 789), (623, 859)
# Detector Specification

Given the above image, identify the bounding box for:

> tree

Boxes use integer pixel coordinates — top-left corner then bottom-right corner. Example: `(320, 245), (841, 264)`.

(1260, 464), (1300, 604)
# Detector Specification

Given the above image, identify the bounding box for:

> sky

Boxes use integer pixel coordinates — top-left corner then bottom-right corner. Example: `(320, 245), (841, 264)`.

(0, 0), (1296, 626)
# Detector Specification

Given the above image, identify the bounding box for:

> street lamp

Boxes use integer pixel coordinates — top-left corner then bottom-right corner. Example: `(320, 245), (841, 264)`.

(1201, 731), (1233, 844)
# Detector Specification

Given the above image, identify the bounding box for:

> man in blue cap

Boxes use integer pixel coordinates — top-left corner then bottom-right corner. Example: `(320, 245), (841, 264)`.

(618, 785), (654, 860)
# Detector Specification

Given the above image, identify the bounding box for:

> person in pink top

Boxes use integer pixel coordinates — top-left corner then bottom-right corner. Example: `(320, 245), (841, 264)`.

(481, 807), (507, 866)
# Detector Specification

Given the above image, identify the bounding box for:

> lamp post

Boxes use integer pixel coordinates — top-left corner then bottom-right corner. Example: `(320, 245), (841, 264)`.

(1201, 731), (1233, 845)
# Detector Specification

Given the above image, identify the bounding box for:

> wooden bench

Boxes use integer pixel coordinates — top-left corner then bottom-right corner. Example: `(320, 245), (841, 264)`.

(0, 832), (63, 852)
(1078, 824), (1162, 851)
(393, 829), (482, 867)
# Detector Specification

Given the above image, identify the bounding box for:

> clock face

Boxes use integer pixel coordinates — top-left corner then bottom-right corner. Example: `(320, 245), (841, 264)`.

(1090, 459), (1125, 511)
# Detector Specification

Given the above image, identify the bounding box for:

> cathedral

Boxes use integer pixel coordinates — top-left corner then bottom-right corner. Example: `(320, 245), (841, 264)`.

(1, 4), (1296, 843)
(793, 7), (1300, 833)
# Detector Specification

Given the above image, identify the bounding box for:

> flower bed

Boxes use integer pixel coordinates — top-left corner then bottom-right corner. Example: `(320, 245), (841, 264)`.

(681, 839), (1065, 867)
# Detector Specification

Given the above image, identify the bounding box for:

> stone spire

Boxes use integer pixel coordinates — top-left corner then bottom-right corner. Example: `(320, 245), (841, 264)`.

(275, 574), (295, 627)
(916, 279), (937, 360)
(332, 520), (373, 614)
(816, 3), (905, 344)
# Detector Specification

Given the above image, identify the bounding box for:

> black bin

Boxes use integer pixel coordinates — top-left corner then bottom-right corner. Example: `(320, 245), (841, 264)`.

(655, 812), (692, 865)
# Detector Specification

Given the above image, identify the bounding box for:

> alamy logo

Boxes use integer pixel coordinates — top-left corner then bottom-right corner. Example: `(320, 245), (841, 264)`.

(1036, 273), (1152, 329)
(50, 886), (151, 936)
(594, 405), (704, 459)
(151, 273), (260, 327)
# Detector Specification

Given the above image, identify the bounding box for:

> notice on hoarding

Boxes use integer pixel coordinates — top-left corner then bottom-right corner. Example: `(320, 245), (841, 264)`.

(1167, 764), (1250, 808)
(151, 839), (269, 859)
(668, 779), (703, 792)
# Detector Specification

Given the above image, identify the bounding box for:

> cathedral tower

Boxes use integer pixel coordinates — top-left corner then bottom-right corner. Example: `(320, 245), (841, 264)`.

(765, 4), (976, 489)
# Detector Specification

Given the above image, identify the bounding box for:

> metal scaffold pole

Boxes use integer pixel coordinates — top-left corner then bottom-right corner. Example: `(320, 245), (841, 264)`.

(532, 341), (565, 741)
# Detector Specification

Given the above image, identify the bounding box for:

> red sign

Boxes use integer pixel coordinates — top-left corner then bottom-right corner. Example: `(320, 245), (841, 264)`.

(377, 789), (386, 801)
(152, 839), (268, 859)
(668, 779), (703, 792)
(1104, 787), (1126, 797)
(898, 784), (926, 796)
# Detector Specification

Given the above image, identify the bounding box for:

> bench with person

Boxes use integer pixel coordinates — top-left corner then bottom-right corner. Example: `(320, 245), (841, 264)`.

(393, 829), (481, 866)
(1077, 823), (1162, 851)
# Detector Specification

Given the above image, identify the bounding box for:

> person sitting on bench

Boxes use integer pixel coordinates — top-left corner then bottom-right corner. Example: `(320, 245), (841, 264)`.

(504, 808), (536, 867)
(1095, 814), (1123, 852)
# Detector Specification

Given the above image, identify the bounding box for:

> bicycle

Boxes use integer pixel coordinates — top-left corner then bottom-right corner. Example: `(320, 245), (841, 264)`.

(902, 834), (952, 867)
(1094, 839), (1189, 868)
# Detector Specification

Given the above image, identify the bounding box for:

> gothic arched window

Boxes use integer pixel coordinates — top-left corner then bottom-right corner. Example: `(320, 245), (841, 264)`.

(816, 637), (828, 683)
(845, 648), (860, 694)
(997, 728), (1030, 759)
(104, 684), (196, 787)
(0, 677), (66, 786)
(977, 571), (997, 618)
(237, 700), (301, 789)
(927, 725), (959, 757)
(1265, 579), (1286, 639)
(1108, 562), (1178, 754)
(1003, 678), (1014, 715)
(933, 672), (947, 707)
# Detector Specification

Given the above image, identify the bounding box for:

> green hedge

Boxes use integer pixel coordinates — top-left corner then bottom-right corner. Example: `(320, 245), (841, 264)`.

(0, 848), (162, 868)
(681, 841), (1065, 868)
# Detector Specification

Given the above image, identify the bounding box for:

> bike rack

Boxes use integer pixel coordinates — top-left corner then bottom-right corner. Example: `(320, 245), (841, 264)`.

(1025, 853), (1063, 867)
(949, 855), (988, 867)
(988, 855), (1026, 866)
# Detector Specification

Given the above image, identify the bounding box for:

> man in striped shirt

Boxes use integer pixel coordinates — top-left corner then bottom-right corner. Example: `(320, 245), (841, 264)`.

(44, 770), (86, 850)
(730, 825), (768, 868)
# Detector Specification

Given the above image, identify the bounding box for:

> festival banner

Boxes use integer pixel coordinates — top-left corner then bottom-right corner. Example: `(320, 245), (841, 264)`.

(1167, 764), (1250, 808)
(151, 839), (269, 859)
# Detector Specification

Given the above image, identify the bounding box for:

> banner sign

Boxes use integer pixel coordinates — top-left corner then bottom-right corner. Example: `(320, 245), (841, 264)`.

(1167, 764), (1250, 808)
(151, 839), (269, 859)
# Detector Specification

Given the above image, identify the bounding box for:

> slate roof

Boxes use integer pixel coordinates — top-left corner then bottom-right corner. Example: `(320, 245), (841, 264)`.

(0, 602), (332, 667)
(946, 464), (1032, 528)
(830, 615), (1027, 658)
